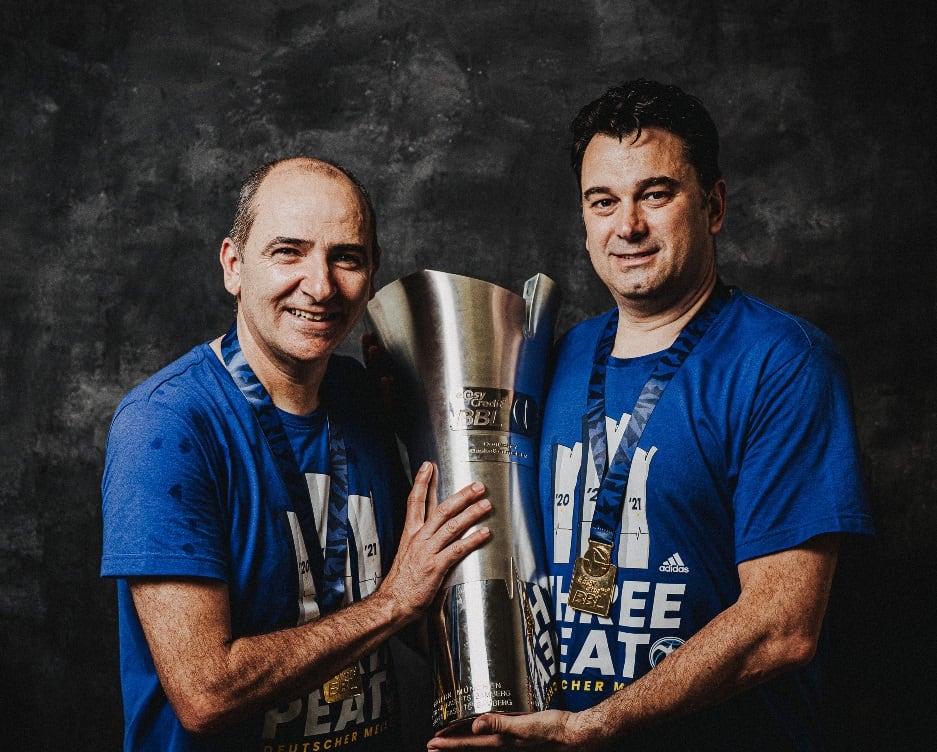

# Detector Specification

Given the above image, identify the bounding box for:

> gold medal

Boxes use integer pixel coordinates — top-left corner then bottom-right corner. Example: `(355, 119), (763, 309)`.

(322, 663), (363, 703)
(568, 540), (617, 617)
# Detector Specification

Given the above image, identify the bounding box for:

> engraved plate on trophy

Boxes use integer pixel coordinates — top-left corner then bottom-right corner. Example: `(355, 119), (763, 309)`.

(366, 270), (561, 731)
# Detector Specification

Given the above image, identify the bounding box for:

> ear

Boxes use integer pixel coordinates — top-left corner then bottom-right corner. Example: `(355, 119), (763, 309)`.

(707, 179), (727, 235)
(220, 237), (242, 297)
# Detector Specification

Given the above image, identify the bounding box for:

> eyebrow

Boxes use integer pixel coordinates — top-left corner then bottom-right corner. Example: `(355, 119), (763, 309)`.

(582, 176), (681, 200)
(264, 237), (369, 254)
(264, 236), (311, 251)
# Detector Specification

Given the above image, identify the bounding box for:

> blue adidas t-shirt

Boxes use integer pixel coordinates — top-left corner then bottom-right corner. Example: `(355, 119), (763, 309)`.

(539, 290), (873, 750)
(102, 342), (405, 751)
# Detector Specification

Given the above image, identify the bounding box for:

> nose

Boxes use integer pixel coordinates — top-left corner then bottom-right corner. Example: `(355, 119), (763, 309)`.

(615, 201), (647, 241)
(298, 254), (337, 303)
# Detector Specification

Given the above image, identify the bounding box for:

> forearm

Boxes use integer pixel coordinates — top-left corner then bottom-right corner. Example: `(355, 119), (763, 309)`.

(582, 536), (838, 744)
(134, 465), (492, 735)
(584, 604), (803, 742)
(132, 578), (407, 733)
(193, 589), (405, 731)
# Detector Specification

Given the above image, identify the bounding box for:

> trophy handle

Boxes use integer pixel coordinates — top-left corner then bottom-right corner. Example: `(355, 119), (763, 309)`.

(523, 273), (560, 341)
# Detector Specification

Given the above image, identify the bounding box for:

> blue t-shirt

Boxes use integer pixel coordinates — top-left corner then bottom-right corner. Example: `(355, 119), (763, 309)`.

(102, 342), (405, 751)
(539, 290), (873, 750)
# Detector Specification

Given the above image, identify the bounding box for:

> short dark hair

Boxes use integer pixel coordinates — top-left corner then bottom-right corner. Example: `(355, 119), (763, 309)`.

(570, 79), (722, 192)
(228, 157), (379, 257)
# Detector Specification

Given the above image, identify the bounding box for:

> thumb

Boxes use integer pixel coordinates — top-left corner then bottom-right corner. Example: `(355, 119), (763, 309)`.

(473, 713), (512, 735)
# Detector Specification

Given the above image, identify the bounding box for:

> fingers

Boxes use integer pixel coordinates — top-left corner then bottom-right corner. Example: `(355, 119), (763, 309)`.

(360, 332), (397, 416)
(404, 461), (436, 532)
(424, 480), (488, 538)
(359, 331), (380, 364)
(433, 499), (492, 565)
(385, 464), (492, 621)
(426, 715), (506, 749)
(405, 463), (489, 539)
(427, 710), (578, 750)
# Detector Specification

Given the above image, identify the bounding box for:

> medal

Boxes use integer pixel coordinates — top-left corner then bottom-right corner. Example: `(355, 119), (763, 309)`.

(568, 540), (617, 617)
(322, 663), (363, 703)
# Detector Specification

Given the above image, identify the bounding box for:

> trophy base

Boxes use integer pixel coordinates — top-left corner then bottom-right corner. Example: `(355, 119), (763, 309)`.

(431, 578), (554, 732)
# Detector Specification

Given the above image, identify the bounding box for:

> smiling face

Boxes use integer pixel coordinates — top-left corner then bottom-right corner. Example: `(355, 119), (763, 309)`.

(581, 128), (726, 317)
(220, 159), (378, 388)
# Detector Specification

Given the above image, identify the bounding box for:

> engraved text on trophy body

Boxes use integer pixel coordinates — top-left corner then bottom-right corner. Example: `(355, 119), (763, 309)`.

(431, 580), (533, 729)
(448, 387), (540, 434)
(448, 387), (512, 432)
(446, 386), (538, 468)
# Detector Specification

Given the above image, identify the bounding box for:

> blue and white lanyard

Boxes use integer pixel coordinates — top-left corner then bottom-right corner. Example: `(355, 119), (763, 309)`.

(583, 283), (731, 547)
(220, 323), (353, 613)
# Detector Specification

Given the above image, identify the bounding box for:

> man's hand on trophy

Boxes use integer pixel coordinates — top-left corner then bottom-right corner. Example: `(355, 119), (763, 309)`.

(360, 331), (399, 424)
(427, 708), (605, 751)
(380, 461), (491, 622)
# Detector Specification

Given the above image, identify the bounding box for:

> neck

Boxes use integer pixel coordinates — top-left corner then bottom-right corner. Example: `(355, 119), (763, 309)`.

(611, 273), (717, 358)
(211, 322), (327, 415)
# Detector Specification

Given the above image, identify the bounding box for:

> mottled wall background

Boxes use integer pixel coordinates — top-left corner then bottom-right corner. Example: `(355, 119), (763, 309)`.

(0, 0), (933, 748)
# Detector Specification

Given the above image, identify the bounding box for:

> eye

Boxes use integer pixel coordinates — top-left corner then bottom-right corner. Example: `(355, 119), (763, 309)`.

(588, 197), (616, 213)
(271, 245), (301, 258)
(332, 251), (367, 269)
(643, 190), (673, 205)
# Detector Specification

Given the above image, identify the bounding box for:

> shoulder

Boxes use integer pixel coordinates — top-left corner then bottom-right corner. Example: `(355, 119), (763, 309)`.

(108, 342), (231, 438)
(709, 289), (844, 371)
(722, 289), (834, 348)
(545, 311), (614, 407)
(700, 290), (859, 436)
(117, 342), (220, 406)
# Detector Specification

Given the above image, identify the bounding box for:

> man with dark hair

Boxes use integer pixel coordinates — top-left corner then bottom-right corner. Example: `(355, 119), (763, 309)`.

(102, 157), (492, 751)
(569, 79), (722, 194)
(429, 81), (873, 750)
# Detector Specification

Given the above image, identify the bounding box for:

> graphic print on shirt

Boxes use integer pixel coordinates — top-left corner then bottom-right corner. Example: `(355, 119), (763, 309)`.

(300, 472), (383, 605)
(269, 475), (392, 747)
(552, 411), (656, 570)
(261, 646), (395, 745)
(550, 411), (691, 709)
(285, 509), (320, 624)
(348, 491), (382, 598)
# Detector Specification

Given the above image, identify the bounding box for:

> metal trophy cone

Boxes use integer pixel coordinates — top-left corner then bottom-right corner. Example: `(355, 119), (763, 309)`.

(366, 270), (560, 732)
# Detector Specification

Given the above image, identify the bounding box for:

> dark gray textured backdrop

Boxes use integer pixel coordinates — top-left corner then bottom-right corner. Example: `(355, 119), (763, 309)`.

(1, 0), (933, 748)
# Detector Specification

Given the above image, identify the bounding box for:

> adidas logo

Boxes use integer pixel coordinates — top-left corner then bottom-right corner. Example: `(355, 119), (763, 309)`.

(659, 553), (689, 573)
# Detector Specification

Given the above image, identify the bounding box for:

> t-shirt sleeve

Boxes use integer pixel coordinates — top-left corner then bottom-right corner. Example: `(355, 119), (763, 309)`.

(732, 341), (873, 563)
(101, 398), (229, 580)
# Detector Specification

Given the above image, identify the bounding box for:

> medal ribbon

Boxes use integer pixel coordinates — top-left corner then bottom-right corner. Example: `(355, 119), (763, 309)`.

(584, 282), (731, 547)
(220, 323), (351, 613)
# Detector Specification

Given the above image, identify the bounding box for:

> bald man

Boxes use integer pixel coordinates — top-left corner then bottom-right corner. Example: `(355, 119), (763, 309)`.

(102, 158), (491, 751)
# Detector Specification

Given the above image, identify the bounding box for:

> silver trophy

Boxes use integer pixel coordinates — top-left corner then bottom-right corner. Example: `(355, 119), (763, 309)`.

(366, 270), (560, 732)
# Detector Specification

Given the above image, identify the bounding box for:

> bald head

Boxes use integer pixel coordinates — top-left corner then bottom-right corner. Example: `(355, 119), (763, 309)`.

(228, 157), (379, 258)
